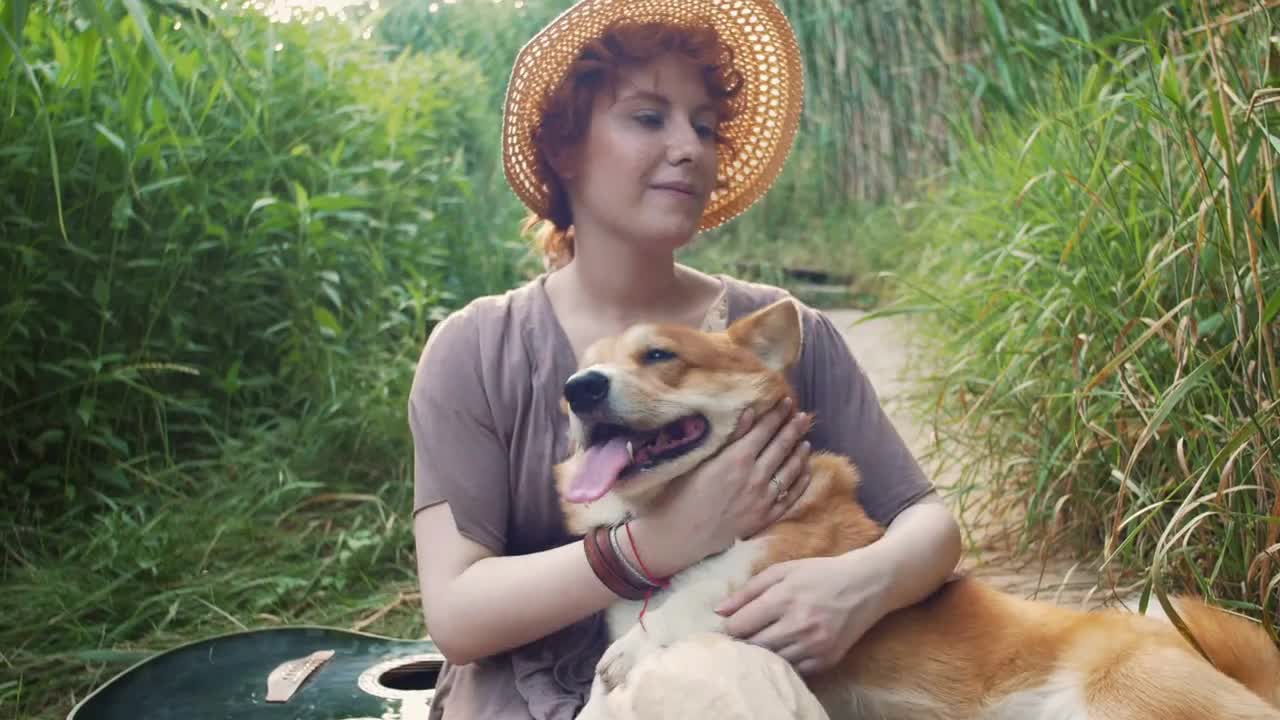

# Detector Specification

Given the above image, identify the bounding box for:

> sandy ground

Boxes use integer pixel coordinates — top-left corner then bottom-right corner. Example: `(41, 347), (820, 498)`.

(824, 308), (1138, 611)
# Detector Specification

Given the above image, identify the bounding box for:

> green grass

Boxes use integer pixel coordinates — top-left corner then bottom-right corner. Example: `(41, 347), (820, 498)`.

(7, 0), (1278, 718)
(0, 2), (530, 717)
(1, 0), (529, 515)
(767, 0), (1168, 205)
(878, 3), (1280, 628)
(688, 0), (1175, 301)
(3, 416), (427, 718)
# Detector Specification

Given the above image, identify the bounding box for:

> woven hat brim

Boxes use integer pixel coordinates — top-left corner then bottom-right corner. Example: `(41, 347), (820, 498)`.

(501, 0), (804, 232)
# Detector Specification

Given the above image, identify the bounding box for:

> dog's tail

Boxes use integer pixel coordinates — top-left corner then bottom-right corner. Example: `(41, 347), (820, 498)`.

(1163, 595), (1280, 709)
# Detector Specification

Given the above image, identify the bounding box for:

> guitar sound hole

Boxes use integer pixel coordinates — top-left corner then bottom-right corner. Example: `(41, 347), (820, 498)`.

(378, 660), (442, 691)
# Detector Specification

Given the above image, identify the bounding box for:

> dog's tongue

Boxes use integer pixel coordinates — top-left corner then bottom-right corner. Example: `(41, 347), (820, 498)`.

(565, 437), (630, 503)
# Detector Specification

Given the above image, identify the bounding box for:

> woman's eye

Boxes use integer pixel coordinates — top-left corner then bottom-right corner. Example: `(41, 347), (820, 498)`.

(634, 112), (663, 128)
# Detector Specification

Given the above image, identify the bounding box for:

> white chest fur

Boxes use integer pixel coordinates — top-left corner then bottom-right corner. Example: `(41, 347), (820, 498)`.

(603, 538), (766, 642)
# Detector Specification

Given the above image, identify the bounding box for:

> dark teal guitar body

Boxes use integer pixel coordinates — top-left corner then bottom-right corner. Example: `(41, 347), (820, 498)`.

(67, 626), (445, 720)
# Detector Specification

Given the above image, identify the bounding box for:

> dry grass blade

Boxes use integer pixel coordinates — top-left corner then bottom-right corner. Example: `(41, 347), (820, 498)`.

(1083, 298), (1195, 393)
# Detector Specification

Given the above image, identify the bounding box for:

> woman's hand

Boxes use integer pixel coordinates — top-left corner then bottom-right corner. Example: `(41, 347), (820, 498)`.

(711, 500), (962, 676)
(713, 551), (891, 676)
(629, 397), (813, 577)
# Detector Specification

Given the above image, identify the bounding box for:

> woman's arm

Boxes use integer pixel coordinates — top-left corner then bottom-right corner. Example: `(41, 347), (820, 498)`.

(854, 494), (961, 618)
(414, 503), (618, 666)
(414, 398), (813, 666)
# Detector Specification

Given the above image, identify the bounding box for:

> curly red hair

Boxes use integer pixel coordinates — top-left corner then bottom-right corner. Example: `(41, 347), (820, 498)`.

(523, 20), (745, 269)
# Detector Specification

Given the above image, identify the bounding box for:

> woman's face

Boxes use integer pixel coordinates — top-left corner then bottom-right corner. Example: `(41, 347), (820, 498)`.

(558, 52), (721, 255)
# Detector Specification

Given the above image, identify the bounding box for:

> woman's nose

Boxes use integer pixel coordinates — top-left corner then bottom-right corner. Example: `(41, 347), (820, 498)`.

(666, 120), (703, 164)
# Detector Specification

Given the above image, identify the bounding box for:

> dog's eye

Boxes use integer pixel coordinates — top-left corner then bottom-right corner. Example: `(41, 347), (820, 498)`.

(641, 348), (677, 364)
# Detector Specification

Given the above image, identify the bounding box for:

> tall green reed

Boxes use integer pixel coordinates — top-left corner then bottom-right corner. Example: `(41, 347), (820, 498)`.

(3, 1), (534, 715)
(692, 0), (1173, 281)
(888, 0), (1279, 629)
(1, 0), (524, 522)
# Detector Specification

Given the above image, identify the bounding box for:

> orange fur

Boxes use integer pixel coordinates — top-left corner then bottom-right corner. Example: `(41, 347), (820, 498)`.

(1167, 596), (1280, 708)
(558, 298), (1280, 719)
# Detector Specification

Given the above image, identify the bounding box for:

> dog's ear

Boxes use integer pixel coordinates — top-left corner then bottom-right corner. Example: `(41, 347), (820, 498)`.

(727, 298), (803, 372)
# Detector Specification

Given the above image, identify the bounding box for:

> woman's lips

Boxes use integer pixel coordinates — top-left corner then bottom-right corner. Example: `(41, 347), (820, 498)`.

(652, 182), (696, 198)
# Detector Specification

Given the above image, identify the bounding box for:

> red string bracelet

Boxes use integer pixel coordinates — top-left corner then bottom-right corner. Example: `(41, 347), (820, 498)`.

(623, 522), (671, 630)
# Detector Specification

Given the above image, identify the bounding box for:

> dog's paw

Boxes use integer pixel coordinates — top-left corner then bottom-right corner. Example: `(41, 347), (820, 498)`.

(596, 631), (662, 694)
(597, 650), (635, 694)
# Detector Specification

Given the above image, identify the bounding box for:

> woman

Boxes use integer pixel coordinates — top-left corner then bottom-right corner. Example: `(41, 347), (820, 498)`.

(409, 1), (962, 717)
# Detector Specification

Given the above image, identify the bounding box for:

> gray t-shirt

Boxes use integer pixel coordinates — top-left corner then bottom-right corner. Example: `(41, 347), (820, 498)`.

(408, 272), (935, 719)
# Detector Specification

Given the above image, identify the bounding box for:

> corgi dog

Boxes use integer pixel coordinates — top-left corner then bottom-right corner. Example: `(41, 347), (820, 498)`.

(555, 298), (1280, 720)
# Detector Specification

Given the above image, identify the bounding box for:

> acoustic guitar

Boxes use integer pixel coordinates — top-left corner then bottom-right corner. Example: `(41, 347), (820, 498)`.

(66, 625), (446, 720)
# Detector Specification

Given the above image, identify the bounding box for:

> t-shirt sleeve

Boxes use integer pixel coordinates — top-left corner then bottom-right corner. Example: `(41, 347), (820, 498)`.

(408, 304), (509, 554)
(796, 307), (936, 526)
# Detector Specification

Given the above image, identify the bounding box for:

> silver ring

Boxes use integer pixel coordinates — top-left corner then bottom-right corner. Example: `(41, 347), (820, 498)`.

(769, 476), (787, 503)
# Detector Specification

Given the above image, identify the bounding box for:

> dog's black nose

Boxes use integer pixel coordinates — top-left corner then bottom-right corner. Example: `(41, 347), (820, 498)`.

(564, 370), (609, 413)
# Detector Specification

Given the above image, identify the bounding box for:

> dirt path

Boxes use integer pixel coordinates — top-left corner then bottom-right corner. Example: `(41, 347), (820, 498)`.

(825, 308), (1132, 611)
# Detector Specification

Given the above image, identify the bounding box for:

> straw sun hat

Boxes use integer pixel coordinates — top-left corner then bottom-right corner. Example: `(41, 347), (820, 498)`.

(500, 0), (805, 232)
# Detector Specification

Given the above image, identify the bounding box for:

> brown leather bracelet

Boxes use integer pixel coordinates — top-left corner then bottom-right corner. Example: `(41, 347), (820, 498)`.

(584, 527), (638, 599)
(594, 526), (649, 600)
(584, 526), (648, 600)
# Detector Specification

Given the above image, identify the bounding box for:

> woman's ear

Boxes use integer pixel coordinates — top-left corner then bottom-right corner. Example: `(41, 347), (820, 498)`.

(545, 144), (580, 182)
